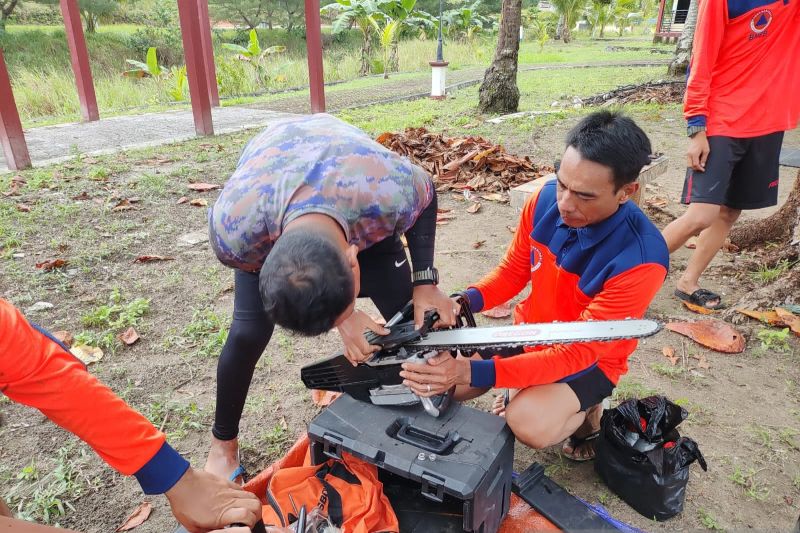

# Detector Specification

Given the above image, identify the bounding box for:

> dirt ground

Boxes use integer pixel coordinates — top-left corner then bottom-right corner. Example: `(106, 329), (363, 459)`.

(0, 106), (798, 532)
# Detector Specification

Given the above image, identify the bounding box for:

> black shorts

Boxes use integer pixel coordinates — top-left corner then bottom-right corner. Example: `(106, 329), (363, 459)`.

(681, 132), (784, 210)
(559, 365), (615, 412)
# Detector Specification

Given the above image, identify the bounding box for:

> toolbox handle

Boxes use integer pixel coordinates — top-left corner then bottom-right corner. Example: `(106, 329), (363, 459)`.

(395, 421), (460, 454)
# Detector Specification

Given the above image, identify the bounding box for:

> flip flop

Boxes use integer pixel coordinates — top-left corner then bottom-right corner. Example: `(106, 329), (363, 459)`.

(674, 288), (725, 310)
(229, 464), (246, 485)
(561, 431), (600, 462)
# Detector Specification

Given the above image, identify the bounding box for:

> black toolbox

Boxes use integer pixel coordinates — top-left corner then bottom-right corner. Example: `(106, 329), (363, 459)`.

(307, 394), (514, 533)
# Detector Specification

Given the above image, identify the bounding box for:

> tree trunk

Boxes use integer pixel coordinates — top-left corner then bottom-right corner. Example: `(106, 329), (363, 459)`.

(389, 40), (399, 72)
(668, 0), (698, 76)
(562, 21), (572, 42)
(599, 23), (605, 37)
(555, 13), (564, 39)
(729, 170), (800, 253)
(478, 0), (521, 113)
(0, 0), (19, 32)
(360, 28), (371, 76)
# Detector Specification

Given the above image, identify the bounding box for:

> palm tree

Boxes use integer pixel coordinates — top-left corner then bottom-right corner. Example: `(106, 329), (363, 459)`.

(373, 0), (432, 75)
(478, 0), (522, 113)
(550, 0), (586, 43)
(588, 0), (613, 37)
(322, 0), (381, 76)
(668, 0), (698, 75)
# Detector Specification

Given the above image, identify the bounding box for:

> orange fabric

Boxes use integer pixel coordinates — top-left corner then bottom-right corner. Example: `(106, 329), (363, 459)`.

(0, 299), (165, 476)
(684, 0), (800, 137)
(498, 494), (560, 532)
(259, 444), (399, 533)
(472, 191), (666, 388)
(244, 435), (311, 502)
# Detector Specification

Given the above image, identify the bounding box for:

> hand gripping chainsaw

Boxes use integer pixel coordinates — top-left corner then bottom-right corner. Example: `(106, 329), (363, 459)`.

(301, 295), (661, 417)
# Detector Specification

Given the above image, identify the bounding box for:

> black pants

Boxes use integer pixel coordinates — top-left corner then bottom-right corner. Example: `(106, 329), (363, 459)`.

(212, 235), (413, 440)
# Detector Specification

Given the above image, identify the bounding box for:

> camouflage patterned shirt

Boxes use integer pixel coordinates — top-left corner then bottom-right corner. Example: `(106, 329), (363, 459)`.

(209, 114), (435, 272)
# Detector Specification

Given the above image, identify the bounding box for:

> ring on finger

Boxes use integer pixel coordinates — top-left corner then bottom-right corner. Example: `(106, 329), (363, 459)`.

(427, 384), (431, 393)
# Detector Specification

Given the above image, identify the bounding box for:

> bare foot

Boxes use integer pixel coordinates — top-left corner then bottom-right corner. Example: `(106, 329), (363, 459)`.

(492, 393), (507, 417)
(561, 403), (603, 461)
(204, 435), (243, 484)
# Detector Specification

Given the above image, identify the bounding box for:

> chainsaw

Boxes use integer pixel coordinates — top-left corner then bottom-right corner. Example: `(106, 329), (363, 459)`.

(301, 295), (661, 417)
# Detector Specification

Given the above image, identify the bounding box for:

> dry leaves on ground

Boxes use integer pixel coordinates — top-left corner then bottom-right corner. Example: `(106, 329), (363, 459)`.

(472, 240), (486, 249)
(583, 80), (684, 106)
(187, 182), (220, 192)
(2, 175), (26, 197)
(774, 308), (800, 336)
(53, 330), (74, 348)
(16, 203), (31, 212)
(116, 502), (152, 532)
(189, 198), (208, 207)
(662, 345), (678, 365)
(176, 196), (188, 204)
(35, 258), (68, 270)
(134, 255), (175, 263)
(112, 199), (135, 212)
(737, 307), (800, 335)
(436, 211), (456, 225)
(312, 390), (341, 407)
(71, 344), (104, 364)
(682, 301), (717, 315)
(467, 202), (481, 214)
(481, 302), (512, 319)
(666, 319), (746, 353)
(118, 327), (140, 346)
(376, 128), (553, 193)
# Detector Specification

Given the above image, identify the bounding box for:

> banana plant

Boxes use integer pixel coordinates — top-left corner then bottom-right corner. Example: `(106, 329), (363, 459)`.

(371, 16), (401, 78)
(322, 0), (382, 76)
(124, 47), (164, 78)
(222, 29), (286, 64)
(168, 66), (188, 101)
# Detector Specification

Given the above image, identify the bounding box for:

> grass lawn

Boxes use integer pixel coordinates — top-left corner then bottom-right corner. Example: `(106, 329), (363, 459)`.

(2, 26), (673, 127)
(1, 56), (799, 532)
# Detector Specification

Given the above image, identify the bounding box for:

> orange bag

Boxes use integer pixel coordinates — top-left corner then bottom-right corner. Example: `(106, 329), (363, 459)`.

(262, 448), (399, 533)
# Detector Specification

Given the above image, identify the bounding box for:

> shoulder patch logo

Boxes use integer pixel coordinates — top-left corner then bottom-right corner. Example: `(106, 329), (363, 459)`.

(750, 9), (772, 33)
(530, 246), (543, 273)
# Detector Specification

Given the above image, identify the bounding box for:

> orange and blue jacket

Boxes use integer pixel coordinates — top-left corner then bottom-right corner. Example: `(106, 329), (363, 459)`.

(685, 0), (800, 137)
(0, 299), (189, 494)
(464, 181), (669, 389)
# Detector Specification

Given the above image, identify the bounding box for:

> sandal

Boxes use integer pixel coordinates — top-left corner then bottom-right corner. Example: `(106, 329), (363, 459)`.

(674, 288), (724, 310)
(561, 431), (600, 462)
(229, 464), (246, 485)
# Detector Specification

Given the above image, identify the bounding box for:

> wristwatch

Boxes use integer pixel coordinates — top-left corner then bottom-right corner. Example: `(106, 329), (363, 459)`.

(412, 267), (439, 286)
(687, 125), (706, 138)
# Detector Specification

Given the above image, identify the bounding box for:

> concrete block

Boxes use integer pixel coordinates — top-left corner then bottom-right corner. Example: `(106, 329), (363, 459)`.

(510, 175), (553, 211)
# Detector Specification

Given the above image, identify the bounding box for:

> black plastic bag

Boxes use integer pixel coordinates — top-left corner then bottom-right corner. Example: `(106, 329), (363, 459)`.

(595, 396), (707, 521)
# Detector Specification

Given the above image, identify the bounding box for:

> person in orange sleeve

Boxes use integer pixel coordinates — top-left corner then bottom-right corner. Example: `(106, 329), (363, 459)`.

(0, 298), (261, 532)
(661, 0), (799, 309)
(401, 111), (669, 461)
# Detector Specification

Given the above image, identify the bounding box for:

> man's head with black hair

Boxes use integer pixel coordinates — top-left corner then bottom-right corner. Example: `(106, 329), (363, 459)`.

(259, 230), (357, 336)
(555, 111), (652, 228)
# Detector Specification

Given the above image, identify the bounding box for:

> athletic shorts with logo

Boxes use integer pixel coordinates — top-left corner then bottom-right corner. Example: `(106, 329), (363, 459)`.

(681, 131), (784, 210)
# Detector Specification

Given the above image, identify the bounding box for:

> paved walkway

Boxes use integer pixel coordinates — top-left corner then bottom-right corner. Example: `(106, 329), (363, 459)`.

(2, 59), (668, 170)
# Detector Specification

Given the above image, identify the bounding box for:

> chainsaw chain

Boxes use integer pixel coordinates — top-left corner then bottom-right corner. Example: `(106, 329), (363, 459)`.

(400, 333), (649, 355)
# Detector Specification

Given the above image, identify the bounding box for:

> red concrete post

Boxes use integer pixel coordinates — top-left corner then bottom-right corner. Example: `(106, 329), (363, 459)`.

(304, 0), (326, 113)
(0, 48), (32, 170)
(196, 0), (220, 107)
(59, 0), (99, 122)
(177, 0), (214, 136)
(655, 0), (666, 34)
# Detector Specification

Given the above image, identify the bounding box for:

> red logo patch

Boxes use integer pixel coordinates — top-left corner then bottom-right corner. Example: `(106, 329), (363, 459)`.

(768, 179), (779, 188)
(750, 10), (772, 33)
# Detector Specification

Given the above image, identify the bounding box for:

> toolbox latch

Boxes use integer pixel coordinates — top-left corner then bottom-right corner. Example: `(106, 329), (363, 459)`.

(322, 434), (343, 460)
(420, 472), (446, 503)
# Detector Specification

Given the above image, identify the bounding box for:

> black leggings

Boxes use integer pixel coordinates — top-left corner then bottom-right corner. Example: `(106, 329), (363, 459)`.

(212, 235), (413, 440)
